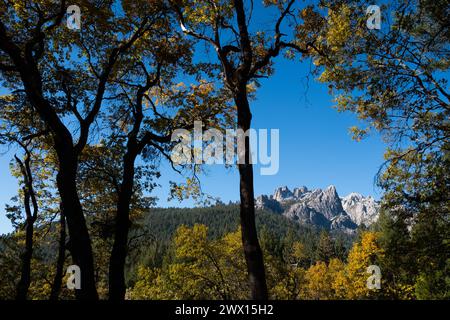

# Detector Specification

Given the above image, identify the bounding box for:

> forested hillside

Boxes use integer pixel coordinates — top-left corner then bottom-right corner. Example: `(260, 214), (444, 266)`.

(128, 205), (356, 270)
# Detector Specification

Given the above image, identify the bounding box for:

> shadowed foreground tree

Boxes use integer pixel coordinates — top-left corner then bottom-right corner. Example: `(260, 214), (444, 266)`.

(308, 0), (449, 298)
(0, 0), (151, 299)
(0, 0), (205, 299)
(170, 0), (329, 299)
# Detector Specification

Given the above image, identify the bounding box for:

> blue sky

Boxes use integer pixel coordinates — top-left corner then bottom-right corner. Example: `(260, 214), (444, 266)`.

(0, 2), (388, 234)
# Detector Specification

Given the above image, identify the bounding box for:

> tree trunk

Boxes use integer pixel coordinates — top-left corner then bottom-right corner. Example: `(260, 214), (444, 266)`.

(234, 88), (268, 300)
(15, 153), (37, 300)
(15, 207), (34, 300)
(109, 151), (136, 300)
(56, 149), (98, 300)
(50, 210), (66, 300)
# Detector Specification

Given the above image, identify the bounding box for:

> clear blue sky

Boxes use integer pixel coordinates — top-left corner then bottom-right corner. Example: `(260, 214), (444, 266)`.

(0, 2), (388, 234)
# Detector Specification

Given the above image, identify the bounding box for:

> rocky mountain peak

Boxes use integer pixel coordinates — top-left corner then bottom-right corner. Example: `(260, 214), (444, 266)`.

(273, 186), (294, 202)
(256, 184), (379, 233)
(293, 186), (308, 198)
(342, 193), (379, 227)
(343, 192), (363, 203)
(325, 185), (338, 196)
(299, 185), (345, 220)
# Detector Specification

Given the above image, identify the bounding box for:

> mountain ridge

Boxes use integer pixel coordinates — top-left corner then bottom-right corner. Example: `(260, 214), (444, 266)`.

(255, 185), (379, 233)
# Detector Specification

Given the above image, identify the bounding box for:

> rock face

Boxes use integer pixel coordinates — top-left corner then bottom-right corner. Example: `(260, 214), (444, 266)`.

(284, 202), (331, 229)
(330, 214), (358, 232)
(299, 186), (344, 220)
(273, 186), (294, 202)
(255, 195), (283, 214)
(256, 185), (378, 233)
(293, 186), (308, 198)
(342, 193), (379, 227)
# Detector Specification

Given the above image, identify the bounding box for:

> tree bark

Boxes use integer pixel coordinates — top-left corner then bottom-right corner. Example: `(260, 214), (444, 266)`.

(50, 210), (66, 300)
(56, 150), (98, 300)
(234, 88), (268, 300)
(15, 202), (34, 300)
(15, 153), (37, 300)
(109, 149), (137, 300)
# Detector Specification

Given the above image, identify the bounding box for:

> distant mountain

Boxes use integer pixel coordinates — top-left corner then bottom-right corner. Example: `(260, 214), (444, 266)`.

(255, 185), (379, 233)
